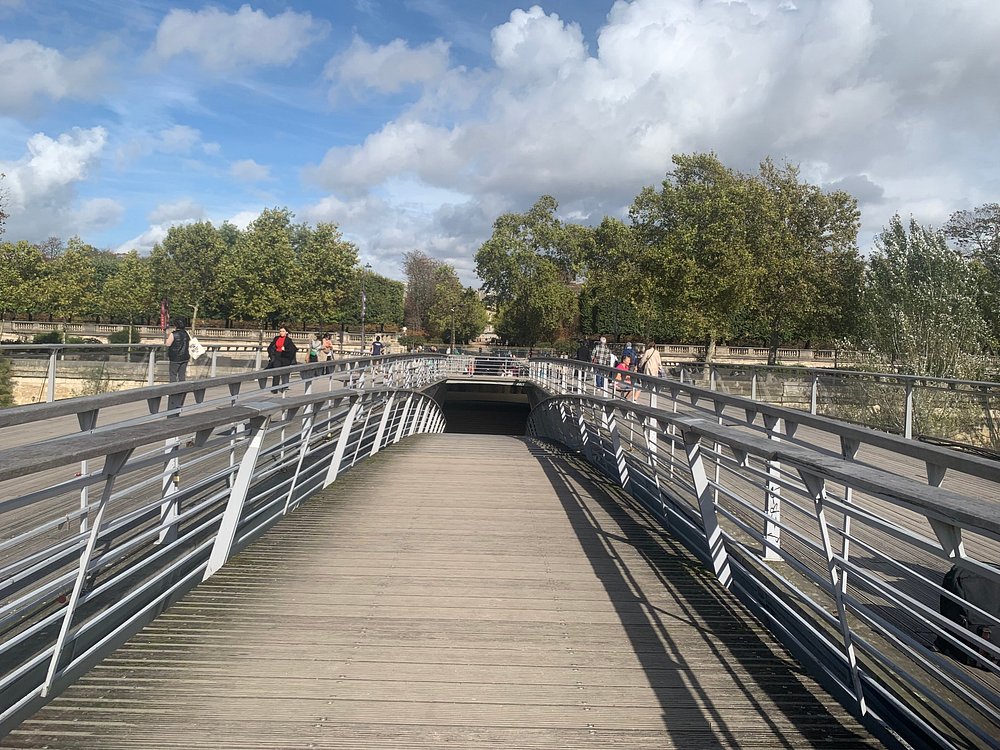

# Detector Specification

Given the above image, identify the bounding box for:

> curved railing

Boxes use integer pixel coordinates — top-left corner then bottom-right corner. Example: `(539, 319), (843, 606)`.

(526, 362), (1000, 750)
(0, 358), (447, 734)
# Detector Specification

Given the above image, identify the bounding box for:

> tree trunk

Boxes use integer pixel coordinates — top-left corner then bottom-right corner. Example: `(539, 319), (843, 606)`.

(767, 329), (780, 366)
(704, 332), (717, 364)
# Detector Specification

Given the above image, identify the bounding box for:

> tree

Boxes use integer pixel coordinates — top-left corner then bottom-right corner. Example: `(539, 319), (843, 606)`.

(744, 159), (862, 362)
(422, 265), (486, 344)
(149, 221), (226, 328)
(289, 222), (358, 326)
(403, 250), (440, 335)
(945, 204), (1000, 352)
(341, 270), (405, 329)
(475, 196), (583, 346)
(944, 203), (1000, 260)
(217, 208), (296, 330)
(629, 153), (757, 361)
(102, 250), (154, 329)
(38, 237), (97, 341)
(0, 240), (45, 334)
(857, 215), (985, 377)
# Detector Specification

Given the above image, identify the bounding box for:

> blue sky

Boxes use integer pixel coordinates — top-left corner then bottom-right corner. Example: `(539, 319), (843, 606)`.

(2, 0), (999, 285)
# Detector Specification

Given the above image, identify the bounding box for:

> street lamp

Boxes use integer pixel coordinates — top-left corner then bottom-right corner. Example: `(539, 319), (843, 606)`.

(360, 263), (371, 354)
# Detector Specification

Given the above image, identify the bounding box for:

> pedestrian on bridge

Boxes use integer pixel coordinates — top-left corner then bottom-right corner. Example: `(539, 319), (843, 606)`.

(591, 336), (614, 389)
(165, 319), (190, 382)
(638, 341), (662, 378)
(266, 326), (298, 390)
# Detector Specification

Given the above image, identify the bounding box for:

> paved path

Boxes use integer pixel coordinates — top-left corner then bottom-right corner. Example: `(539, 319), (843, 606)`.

(4, 434), (881, 749)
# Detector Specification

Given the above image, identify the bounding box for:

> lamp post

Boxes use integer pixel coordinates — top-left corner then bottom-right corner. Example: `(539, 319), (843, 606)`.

(360, 263), (371, 355)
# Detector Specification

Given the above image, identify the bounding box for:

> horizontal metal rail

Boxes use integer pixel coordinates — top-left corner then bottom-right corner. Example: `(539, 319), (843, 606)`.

(526, 390), (1000, 750)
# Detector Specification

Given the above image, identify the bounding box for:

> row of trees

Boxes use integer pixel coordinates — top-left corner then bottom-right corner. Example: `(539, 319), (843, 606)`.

(0, 208), (408, 339)
(476, 154), (1000, 376)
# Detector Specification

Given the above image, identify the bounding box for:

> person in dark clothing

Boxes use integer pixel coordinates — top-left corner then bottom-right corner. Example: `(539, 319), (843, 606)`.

(575, 340), (592, 362)
(266, 326), (298, 389)
(165, 319), (190, 383)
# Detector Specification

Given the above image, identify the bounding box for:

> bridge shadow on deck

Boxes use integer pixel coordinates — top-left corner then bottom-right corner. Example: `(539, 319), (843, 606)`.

(527, 439), (881, 749)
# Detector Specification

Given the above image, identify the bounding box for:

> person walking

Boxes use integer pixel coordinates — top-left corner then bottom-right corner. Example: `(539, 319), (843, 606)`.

(266, 326), (298, 390)
(321, 332), (334, 360)
(638, 341), (662, 378)
(308, 332), (323, 363)
(591, 336), (614, 389)
(371, 335), (384, 356)
(165, 319), (191, 383)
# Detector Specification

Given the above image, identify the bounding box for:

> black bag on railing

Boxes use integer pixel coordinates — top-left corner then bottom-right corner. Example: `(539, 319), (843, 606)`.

(935, 564), (1000, 668)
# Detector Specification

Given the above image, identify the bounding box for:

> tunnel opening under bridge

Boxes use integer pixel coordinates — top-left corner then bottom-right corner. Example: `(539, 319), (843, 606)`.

(435, 380), (533, 435)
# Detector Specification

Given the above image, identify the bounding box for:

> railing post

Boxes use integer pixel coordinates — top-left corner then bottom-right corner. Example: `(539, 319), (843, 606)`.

(603, 405), (629, 490)
(393, 394), (414, 444)
(209, 347), (218, 378)
(47, 348), (57, 402)
(203, 416), (271, 580)
(42, 449), (133, 696)
(799, 470), (867, 716)
(904, 380), (914, 439)
(324, 399), (363, 487)
(370, 394), (395, 455)
(681, 428), (731, 587)
(147, 349), (156, 386)
(283, 400), (321, 515)
(810, 371), (819, 415)
(762, 414), (782, 561)
(751, 368), (758, 401)
(158, 437), (181, 544)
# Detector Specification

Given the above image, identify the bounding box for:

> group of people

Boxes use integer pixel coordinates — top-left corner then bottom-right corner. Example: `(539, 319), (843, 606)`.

(575, 336), (663, 401)
(164, 321), (390, 389)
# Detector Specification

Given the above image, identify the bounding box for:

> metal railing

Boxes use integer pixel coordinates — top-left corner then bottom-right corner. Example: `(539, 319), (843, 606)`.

(0, 354), (449, 733)
(528, 358), (1000, 750)
(0, 351), (513, 738)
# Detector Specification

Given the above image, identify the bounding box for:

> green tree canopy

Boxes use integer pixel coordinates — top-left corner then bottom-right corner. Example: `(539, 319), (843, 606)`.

(0, 240), (45, 321)
(102, 250), (155, 326)
(629, 153), (757, 361)
(288, 222), (358, 326)
(743, 158), (862, 361)
(476, 195), (583, 346)
(39, 237), (97, 339)
(856, 215), (985, 377)
(217, 208), (296, 327)
(150, 221), (226, 327)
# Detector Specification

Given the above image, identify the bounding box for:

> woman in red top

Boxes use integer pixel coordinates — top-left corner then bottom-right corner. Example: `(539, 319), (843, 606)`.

(614, 354), (638, 401)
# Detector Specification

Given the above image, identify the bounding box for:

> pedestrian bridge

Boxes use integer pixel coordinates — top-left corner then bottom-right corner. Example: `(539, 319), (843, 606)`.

(0, 354), (998, 749)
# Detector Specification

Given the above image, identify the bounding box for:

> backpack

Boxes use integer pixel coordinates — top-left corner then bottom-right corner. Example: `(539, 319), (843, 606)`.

(935, 564), (1000, 667)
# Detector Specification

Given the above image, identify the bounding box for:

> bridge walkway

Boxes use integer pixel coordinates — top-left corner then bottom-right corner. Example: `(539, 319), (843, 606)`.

(3, 434), (880, 749)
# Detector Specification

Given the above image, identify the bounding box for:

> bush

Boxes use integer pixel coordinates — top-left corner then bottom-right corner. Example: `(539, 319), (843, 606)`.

(32, 331), (88, 345)
(108, 328), (141, 344)
(0, 357), (13, 407)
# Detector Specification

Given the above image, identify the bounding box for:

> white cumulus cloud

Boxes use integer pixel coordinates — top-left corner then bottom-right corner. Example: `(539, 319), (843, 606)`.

(0, 37), (109, 116)
(0, 126), (113, 241)
(230, 159), (270, 182)
(151, 4), (329, 73)
(326, 36), (451, 95)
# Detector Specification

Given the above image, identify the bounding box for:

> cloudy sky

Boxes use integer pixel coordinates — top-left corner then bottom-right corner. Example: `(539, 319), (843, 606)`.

(1, 0), (998, 285)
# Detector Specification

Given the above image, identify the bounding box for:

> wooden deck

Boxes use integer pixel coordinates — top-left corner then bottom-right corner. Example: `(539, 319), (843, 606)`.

(3, 434), (881, 749)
